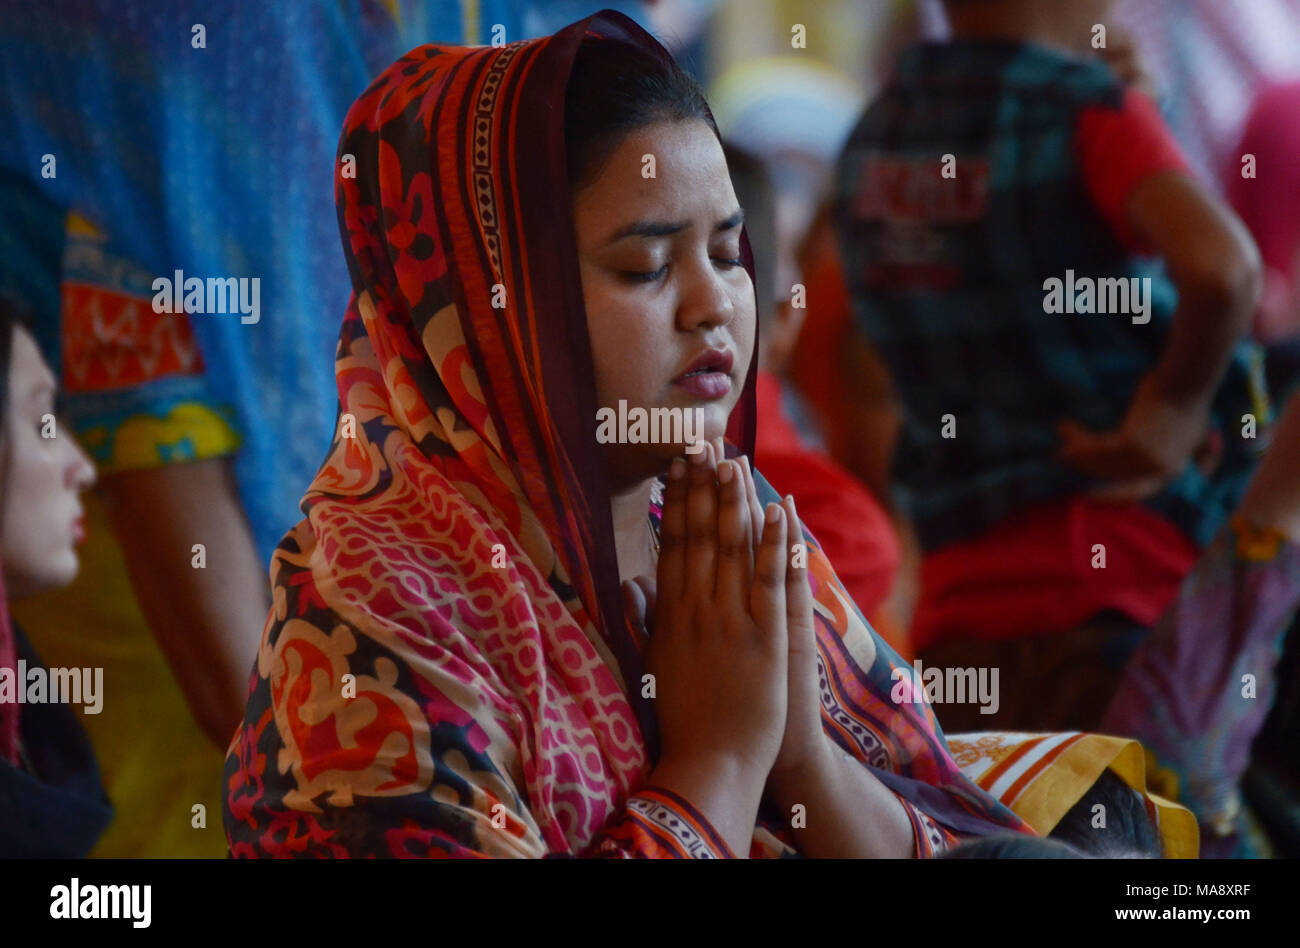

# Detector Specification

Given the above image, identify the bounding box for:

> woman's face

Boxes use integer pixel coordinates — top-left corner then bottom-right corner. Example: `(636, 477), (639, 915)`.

(575, 119), (756, 485)
(1, 325), (96, 599)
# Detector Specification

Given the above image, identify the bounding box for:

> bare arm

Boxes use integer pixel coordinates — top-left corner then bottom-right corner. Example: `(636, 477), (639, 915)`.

(1129, 171), (1261, 407)
(98, 457), (269, 749)
(768, 742), (916, 858)
(1060, 172), (1262, 494)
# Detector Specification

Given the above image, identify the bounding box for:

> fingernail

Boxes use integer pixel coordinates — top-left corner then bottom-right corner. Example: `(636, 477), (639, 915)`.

(766, 503), (781, 524)
(718, 460), (734, 484)
(670, 457), (686, 480)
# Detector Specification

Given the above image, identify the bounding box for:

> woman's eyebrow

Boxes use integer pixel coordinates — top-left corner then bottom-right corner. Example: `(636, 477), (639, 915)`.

(604, 219), (688, 245)
(604, 209), (745, 245)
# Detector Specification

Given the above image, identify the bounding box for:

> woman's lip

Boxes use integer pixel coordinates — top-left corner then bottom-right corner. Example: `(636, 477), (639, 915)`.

(672, 372), (732, 400)
(72, 517), (85, 545)
(676, 349), (735, 379)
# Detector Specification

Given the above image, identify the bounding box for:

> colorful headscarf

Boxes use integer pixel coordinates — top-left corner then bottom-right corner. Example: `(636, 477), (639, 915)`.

(223, 10), (1034, 858)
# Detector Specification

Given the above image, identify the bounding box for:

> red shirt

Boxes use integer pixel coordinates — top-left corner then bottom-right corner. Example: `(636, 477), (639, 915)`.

(1077, 88), (1192, 252)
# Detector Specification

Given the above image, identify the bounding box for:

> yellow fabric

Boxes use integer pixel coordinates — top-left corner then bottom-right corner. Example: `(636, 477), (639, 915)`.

(948, 731), (1200, 859)
(11, 495), (227, 858)
(78, 402), (241, 475)
(1230, 513), (1291, 563)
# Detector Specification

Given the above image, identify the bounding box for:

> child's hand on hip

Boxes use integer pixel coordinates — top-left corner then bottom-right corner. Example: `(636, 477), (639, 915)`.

(1058, 372), (1216, 502)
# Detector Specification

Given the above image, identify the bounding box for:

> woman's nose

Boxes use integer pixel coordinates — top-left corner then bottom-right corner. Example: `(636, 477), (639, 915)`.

(676, 257), (737, 331)
(65, 437), (97, 491)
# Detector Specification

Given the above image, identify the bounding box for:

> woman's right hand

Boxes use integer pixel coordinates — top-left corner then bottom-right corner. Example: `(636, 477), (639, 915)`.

(645, 440), (791, 779)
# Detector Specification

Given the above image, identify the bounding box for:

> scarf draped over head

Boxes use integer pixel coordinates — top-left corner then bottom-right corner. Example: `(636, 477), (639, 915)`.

(223, 10), (1033, 858)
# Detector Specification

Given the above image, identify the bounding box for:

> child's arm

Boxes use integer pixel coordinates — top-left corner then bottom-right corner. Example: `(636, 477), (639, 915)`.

(1128, 171), (1261, 407)
(100, 458), (271, 749)
(1060, 170), (1262, 501)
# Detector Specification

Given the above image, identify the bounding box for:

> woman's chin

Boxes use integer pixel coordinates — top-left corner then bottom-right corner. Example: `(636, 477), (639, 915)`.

(596, 396), (739, 477)
(681, 400), (733, 444)
(3, 557), (78, 600)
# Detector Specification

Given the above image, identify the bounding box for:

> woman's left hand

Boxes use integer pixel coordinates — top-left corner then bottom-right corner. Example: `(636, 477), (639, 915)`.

(728, 444), (828, 784)
(770, 493), (831, 781)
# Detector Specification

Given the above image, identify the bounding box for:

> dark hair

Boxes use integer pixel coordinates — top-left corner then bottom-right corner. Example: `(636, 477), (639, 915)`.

(1048, 769), (1163, 858)
(0, 296), (31, 445)
(564, 38), (718, 192)
(940, 834), (1084, 858)
(0, 295), (33, 508)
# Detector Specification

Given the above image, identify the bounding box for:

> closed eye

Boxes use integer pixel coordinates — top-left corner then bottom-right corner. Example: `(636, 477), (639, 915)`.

(624, 265), (669, 283)
(623, 256), (743, 284)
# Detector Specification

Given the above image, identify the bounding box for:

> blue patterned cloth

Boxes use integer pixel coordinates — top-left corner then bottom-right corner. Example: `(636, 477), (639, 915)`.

(0, 0), (576, 561)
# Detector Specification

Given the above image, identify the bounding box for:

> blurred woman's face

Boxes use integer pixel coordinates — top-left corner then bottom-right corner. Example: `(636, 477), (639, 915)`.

(574, 119), (756, 486)
(1, 326), (96, 598)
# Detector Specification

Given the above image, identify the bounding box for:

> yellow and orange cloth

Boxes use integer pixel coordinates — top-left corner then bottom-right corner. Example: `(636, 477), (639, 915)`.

(949, 731), (1199, 858)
